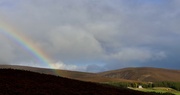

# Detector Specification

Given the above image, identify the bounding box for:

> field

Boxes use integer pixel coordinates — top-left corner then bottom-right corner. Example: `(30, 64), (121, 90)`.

(130, 87), (180, 95)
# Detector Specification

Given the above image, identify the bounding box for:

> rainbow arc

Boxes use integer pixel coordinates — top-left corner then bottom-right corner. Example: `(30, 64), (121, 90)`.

(0, 20), (60, 75)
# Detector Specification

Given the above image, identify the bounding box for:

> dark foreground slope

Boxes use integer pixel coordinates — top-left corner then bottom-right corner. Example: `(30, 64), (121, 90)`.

(0, 69), (165, 95)
(99, 67), (180, 82)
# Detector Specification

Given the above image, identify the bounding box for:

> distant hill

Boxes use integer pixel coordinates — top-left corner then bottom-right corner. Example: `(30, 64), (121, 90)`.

(99, 67), (180, 82)
(1, 65), (180, 82)
(0, 69), (158, 95)
(0, 65), (131, 83)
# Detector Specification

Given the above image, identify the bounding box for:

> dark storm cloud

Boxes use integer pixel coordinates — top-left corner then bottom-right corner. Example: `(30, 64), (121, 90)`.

(0, 0), (180, 72)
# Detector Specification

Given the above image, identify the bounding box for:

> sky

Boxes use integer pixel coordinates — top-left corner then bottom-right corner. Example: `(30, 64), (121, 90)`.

(0, 0), (180, 72)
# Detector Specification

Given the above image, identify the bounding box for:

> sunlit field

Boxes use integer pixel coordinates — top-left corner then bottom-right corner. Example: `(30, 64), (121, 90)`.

(130, 87), (180, 95)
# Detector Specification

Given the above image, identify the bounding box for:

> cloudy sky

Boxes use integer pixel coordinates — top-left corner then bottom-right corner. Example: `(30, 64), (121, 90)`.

(0, 0), (180, 72)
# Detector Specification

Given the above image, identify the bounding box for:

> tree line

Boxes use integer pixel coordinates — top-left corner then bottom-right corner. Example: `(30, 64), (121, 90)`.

(106, 81), (180, 91)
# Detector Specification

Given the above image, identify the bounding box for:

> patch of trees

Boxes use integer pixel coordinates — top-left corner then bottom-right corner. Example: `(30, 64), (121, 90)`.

(142, 81), (180, 91)
(152, 81), (180, 91)
(106, 81), (180, 91)
(106, 82), (177, 95)
(106, 82), (139, 88)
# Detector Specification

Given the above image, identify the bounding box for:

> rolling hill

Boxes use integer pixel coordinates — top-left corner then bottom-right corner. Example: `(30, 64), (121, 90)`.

(0, 68), (160, 95)
(1, 65), (180, 82)
(99, 67), (180, 82)
(0, 65), (131, 83)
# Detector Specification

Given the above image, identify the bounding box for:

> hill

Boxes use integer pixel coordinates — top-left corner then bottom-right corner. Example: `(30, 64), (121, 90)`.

(0, 65), (131, 83)
(99, 67), (180, 82)
(0, 69), (161, 95)
(1, 65), (180, 82)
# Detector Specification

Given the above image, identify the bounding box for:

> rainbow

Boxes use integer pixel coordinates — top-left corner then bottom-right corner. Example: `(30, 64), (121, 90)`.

(0, 19), (60, 75)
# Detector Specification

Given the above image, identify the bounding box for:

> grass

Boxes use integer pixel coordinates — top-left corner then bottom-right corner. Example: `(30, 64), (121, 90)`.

(129, 87), (180, 95)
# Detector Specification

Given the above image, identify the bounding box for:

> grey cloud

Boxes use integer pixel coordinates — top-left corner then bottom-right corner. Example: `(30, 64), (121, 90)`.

(0, 35), (15, 63)
(109, 48), (153, 62)
(86, 64), (106, 72)
(47, 25), (104, 62)
(0, 0), (180, 71)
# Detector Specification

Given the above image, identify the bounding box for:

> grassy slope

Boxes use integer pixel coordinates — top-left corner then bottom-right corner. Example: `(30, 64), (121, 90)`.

(99, 67), (180, 82)
(1, 65), (180, 83)
(0, 65), (133, 83)
(130, 87), (180, 95)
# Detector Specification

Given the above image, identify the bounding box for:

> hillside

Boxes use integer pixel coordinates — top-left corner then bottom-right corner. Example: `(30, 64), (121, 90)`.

(0, 65), (131, 83)
(0, 69), (159, 95)
(1, 65), (180, 82)
(99, 67), (180, 82)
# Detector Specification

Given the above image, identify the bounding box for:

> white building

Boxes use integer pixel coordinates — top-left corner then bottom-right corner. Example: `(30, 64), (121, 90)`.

(138, 85), (143, 89)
